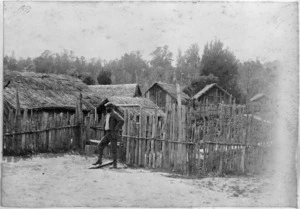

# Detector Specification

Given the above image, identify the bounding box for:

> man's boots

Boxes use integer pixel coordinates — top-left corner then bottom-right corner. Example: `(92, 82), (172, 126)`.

(109, 159), (117, 169)
(92, 159), (102, 166)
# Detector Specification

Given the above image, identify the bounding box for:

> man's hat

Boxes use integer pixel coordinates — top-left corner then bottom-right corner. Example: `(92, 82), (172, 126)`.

(105, 102), (115, 108)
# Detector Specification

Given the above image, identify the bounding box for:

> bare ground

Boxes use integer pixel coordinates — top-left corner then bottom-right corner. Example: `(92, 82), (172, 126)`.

(1, 153), (296, 207)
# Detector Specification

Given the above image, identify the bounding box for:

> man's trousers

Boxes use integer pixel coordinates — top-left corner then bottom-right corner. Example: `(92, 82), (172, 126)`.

(97, 131), (118, 167)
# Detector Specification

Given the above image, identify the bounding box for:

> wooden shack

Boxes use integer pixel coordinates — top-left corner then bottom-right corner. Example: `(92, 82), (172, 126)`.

(3, 70), (103, 154)
(144, 82), (190, 112)
(249, 93), (269, 112)
(89, 83), (142, 98)
(192, 83), (234, 106)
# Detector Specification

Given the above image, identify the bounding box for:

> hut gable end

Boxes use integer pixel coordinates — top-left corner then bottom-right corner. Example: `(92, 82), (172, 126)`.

(145, 82), (190, 106)
(192, 83), (234, 105)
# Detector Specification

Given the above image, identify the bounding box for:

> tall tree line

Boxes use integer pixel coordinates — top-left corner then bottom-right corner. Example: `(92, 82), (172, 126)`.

(3, 40), (280, 103)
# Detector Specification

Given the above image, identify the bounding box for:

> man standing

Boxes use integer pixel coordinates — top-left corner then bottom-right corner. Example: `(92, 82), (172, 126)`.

(93, 102), (124, 169)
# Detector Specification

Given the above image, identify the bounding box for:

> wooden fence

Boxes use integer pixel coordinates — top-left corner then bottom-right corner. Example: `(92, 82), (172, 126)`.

(118, 103), (274, 175)
(3, 109), (78, 155)
(3, 91), (274, 176)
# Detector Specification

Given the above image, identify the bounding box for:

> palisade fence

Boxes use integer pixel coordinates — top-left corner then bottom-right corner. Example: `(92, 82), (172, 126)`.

(3, 93), (87, 155)
(3, 91), (274, 176)
(115, 103), (275, 175)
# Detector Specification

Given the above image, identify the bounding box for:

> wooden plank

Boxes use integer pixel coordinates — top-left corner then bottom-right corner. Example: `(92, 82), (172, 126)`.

(144, 114), (149, 167)
(86, 115), (91, 150)
(36, 114), (41, 151)
(218, 144), (223, 174)
(151, 138), (155, 168)
(78, 93), (84, 150)
(48, 116), (53, 151)
(53, 113), (57, 150)
(133, 114), (138, 165)
(30, 118), (34, 152)
(14, 89), (22, 154)
(55, 113), (60, 150)
(21, 125), (26, 152)
(149, 115), (154, 168)
(171, 103), (175, 141)
(59, 113), (64, 150)
(74, 103), (80, 150)
(182, 106), (187, 172)
(138, 108), (143, 166)
(46, 113), (51, 151)
(166, 105), (170, 167)
(23, 120), (27, 152)
(161, 117), (166, 168)
(154, 108), (160, 168)
(40, 113), (44, 151)
(69, 114), (74, 148)
(45, 116), (50, 151)
(130, 114), (135, 164)
(66, 113), (70, 149)
(176, 84), (183, 169)
(142, 114), (147, 167)
(125, 111), (130, 164)
(22, 108), (28, 152)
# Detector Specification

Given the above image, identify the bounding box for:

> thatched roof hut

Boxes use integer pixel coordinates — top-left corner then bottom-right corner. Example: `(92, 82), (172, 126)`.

(3, 70), (103, 112)
(192, 83), (234, 105)
(97, 96), (164, 116)
(192, 83), (231, 100)
(89, 84), (142, 98)
(144, 82), (190, 106)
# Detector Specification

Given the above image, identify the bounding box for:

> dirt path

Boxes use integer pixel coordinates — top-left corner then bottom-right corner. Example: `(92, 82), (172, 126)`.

(1, 153), (296, 207)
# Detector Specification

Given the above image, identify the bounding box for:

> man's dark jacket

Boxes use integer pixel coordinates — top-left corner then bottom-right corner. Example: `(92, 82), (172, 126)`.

(103, 110), (124, 138)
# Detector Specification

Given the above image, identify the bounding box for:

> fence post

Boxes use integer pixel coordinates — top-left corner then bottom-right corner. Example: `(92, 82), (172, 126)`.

(137, 107), (141, 166)
(79, 93), (84, 150)
(86, 114), (91, 146)
(176, 83), (183, 172)
(125, 110), (131, 164)
(240, 104), (248, 173)
(74, 93), (84, 151)
(14, 89), (22, 154)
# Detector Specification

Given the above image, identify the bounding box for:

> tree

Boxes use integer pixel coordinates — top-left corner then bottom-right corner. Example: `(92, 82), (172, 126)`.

(76, 73), (96, 85)
(238, 60), (264, 103)
(34, 50), (55, 73)
(200, 39), (241, 101)
(119, 51), (148, 83)
(101, 60), (122, 84)
(4, 52), (21, 71)
(150, 45), (174, 83)
(176, 44), (200, 86)
(97, 70), (112, 85)
(183, 74), (219, 97)
(150, 45), (173, 68)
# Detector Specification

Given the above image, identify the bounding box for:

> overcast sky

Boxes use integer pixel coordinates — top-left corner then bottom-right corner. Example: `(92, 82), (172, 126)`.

(3, 1), (298, 65)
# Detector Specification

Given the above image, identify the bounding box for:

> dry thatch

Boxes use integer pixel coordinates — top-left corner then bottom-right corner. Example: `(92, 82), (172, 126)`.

(192, 83), (232, 100)
(3, 70), (103, 112)
(145, 82), (190, 104)
(89, 84), (142, 98)
(98, 96), (164, 116)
